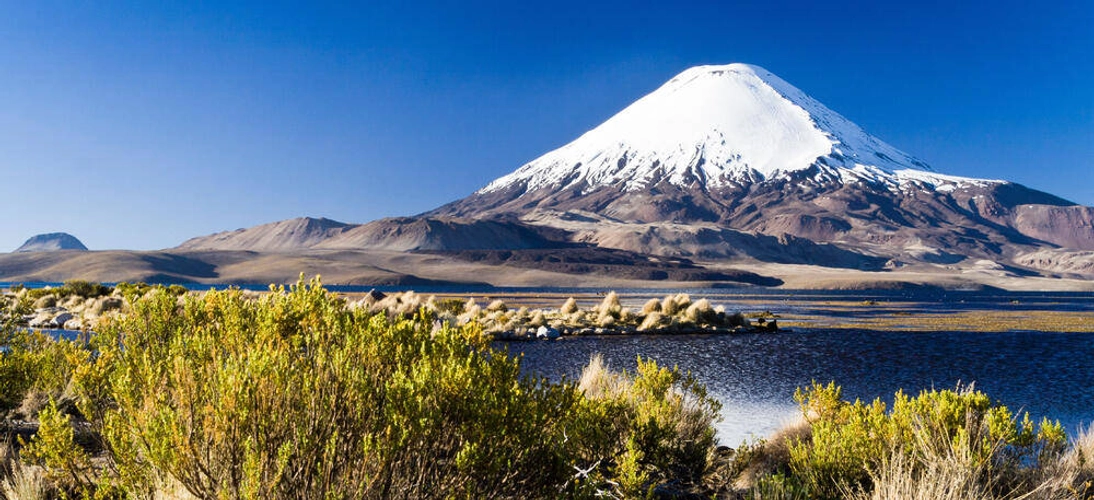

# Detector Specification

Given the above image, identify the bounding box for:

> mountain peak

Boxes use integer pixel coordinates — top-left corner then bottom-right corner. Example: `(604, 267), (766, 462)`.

(477, 63), (994, 198)
(15, 232), (88, 253)
(662, 63), (777, 88)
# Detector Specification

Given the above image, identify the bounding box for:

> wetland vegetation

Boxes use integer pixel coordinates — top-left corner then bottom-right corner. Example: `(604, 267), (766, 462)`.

(0, 279), (1092, 498)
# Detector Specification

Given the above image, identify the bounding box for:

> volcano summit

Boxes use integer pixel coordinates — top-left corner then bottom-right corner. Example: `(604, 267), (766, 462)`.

(432, 64), (1094, 277)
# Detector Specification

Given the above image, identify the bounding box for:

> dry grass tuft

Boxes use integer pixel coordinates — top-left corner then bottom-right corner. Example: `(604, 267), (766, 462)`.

(457, 303), (481, 324)
(638, 312), (664, 332)
(845, 449), (987, 500)
(15, 389), (52, 421)
(673, 293), (692, 312)
(528, 310), (546, 328)
(1040, 426), (1094, 498)
(577, 355), (627, 399)
(596, 314), (616, 328)
(32, 295), (56, 310)
(684, 298), (714, 323)
(735, 417), (812, 490)
(597, 292), (621, 317)
(1, 461), (53, 500)
(661, 295), (679, 316)
(150, 477), (201, 500)
(560, 297), (578, 315)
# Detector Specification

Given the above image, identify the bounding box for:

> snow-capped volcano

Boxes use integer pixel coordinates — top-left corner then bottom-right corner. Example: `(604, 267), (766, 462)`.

(478, 63), (993, 195)
(432, 63), (1094, 268)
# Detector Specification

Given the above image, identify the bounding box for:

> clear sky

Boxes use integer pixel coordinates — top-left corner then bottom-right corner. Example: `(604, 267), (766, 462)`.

(2, 1), (1091, 251)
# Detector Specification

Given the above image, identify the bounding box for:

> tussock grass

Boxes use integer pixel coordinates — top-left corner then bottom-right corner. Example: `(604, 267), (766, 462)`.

(1, 461), (52, 500)
(577, 354), (628, 400)
(846, 449), (987, 500)
(351, 289), (755, 338)
(735, 416), (812, 491)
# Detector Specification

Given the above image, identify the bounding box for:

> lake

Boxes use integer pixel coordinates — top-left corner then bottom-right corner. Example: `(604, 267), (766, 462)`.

(502, 328), (1094, 446)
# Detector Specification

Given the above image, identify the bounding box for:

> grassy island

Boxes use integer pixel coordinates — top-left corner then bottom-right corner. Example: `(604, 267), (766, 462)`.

(352, 289), (766, 339)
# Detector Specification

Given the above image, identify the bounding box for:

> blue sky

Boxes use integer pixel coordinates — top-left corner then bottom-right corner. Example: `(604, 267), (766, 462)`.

(2, 1), (1091, 251)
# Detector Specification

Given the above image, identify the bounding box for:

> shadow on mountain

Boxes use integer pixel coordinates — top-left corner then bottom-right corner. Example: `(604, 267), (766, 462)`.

(429, 247), (783, 286)
(139, 253), (219, 279)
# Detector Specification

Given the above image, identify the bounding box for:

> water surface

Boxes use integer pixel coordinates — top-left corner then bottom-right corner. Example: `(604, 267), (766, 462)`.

(504, 329), (1094, 445)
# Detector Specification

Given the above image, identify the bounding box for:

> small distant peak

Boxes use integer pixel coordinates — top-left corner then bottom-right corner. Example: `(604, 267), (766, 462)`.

(15, 232), (88, 252)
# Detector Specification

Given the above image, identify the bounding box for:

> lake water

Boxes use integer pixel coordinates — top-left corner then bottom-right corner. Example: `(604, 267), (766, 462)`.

(502, 328), (1094, 446)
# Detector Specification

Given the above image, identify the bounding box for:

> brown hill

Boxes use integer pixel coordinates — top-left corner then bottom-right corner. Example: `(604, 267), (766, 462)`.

(177, 217), (352, 252)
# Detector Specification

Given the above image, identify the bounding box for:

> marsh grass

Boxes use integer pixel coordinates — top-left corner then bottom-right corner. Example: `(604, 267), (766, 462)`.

(6, 282), (1094, 498)
(773, 300), (1094, 333)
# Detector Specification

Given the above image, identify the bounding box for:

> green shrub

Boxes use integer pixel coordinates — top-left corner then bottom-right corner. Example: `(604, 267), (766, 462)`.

(24, 288), (57, 301)
(433, 297), (465, 315)
(786, 381), (1067, 499)
(78, 278), (589, 498)
(0, 329), (88, 414)
(60, 280), (112, 299)
(113, 282), (152, 301)
(574, 355), (722, 497)
(20, 399), (93, 492)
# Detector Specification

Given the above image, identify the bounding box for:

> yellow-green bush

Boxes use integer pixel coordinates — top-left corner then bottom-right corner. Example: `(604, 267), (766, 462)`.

(33, 278), (719, 499)
(19, 399), (92, 491)
(74, 279), (577, 498)
(0, 328), (88, 415)
(784, 382), (1066, 499)
(573, 355), (722, 497)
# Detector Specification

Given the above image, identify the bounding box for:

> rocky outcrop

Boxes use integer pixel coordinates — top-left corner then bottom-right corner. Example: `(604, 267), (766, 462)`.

(1014, 249), (1094, 276)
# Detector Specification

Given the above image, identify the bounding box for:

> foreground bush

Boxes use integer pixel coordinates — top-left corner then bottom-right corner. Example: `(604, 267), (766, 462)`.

(1, 278), (723, 499)
(735, 382), (1083, 500)
(0, 328), (86, 416)
(573, 355), (722, 496)
(77, 280), (576, 498)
